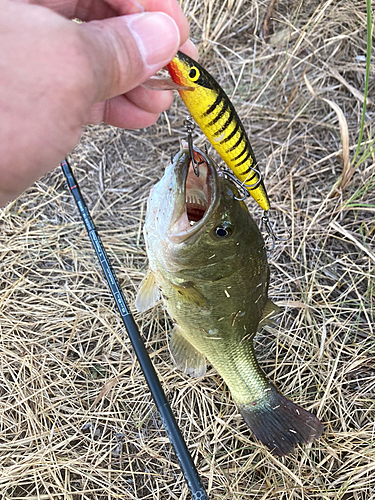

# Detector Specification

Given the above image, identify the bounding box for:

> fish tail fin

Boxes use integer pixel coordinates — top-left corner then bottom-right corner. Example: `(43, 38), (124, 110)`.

(237, 385), (323, 456)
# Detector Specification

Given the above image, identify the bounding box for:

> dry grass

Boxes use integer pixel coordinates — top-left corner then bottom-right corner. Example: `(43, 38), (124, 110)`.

(1, 0), (374, 498)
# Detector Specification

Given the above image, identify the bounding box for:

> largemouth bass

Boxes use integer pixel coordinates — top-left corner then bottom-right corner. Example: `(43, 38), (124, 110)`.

(167, 51), (270, 212)
(135, 147), (323, 456)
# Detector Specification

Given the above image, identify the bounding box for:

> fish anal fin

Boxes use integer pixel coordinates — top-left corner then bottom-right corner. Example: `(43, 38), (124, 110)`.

(258, 299), (281, 329)
(170, 325), (206, 378)
(134, 270), (160, 312)
(238, 385), (323, 456)
(172, 282), (209, 309)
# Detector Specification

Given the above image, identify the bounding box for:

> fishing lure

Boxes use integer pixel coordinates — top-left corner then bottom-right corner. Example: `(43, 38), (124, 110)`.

(167, 51), (270, 212)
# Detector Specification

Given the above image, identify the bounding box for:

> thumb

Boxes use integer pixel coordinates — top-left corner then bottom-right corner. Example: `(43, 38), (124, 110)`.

(79, 12), (181, 103)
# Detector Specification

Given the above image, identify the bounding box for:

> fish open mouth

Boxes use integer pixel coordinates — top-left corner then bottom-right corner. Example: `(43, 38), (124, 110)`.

(186, 156), (210, 224)
(169, 147), (218, 242)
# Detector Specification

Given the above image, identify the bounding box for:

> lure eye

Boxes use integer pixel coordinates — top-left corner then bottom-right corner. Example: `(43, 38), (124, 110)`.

(189, 67), (200, 81)
(214, 225), (233, 238)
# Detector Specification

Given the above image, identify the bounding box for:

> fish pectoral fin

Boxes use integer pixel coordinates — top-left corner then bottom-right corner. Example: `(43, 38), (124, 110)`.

(134, 269), (160, 312)
(170, 325), (206, 378)
(172, 281), (209, 309)
(258, 299), (281, 330)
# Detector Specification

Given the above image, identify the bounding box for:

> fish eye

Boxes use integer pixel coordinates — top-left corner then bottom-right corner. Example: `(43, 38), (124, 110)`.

(189, 67), (200, 81)
(214, 225), (233, 238)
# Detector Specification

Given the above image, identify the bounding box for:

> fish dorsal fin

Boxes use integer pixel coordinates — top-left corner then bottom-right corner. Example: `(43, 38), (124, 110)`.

(170, 325), (206, 378)
(258, 299), (281, 330)
(171, 281), (209, 309)
(134, 270), (160, 312)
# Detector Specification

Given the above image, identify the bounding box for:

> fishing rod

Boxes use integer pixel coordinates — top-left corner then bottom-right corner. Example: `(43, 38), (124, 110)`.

(61, 158), (209, 500)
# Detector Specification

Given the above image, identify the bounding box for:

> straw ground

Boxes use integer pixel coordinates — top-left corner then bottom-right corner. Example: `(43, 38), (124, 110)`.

(1, 0), (374, 498)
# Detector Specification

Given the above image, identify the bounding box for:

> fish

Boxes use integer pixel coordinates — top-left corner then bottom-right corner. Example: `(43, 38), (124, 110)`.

(167, 51), (271, 212)
(135, 146), (323, 456)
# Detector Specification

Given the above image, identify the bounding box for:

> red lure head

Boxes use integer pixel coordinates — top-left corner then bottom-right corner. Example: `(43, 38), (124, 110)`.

(167, 55), (189, 88)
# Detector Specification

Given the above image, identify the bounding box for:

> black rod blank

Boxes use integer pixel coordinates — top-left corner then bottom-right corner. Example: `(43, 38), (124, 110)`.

(61, 158), (208, 500)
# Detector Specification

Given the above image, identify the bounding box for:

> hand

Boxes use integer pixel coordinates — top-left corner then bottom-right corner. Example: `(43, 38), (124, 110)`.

(0, 0), (197, 206)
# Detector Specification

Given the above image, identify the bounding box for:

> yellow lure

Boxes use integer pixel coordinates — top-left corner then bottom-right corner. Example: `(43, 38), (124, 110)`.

(167, 51), (270, 212)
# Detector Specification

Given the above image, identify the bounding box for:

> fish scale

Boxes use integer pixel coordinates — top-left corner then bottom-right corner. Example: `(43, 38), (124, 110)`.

(167, 51), (270, 212)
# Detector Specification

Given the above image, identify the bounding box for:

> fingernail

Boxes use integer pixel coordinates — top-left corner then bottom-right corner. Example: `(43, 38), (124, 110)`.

(128, 12), (180, 68)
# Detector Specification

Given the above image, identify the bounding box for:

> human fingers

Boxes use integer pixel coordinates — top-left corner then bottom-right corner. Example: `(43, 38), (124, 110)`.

(88, 34), (200, 127)
(23, 0), (190, 44)
(78, 12), (182, 102)
(0, 2), (182, 205)
(88, 86), (173, 127)
(123, 86), (174, 115)
(88, 94), (165, 129)
(94, 37), (199, 127)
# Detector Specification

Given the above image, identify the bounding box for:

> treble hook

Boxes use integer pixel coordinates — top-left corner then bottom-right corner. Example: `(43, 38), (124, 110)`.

(222, 167), (262, 201)
(261, 211), (291, 252)
(184, 116), (199, 177)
